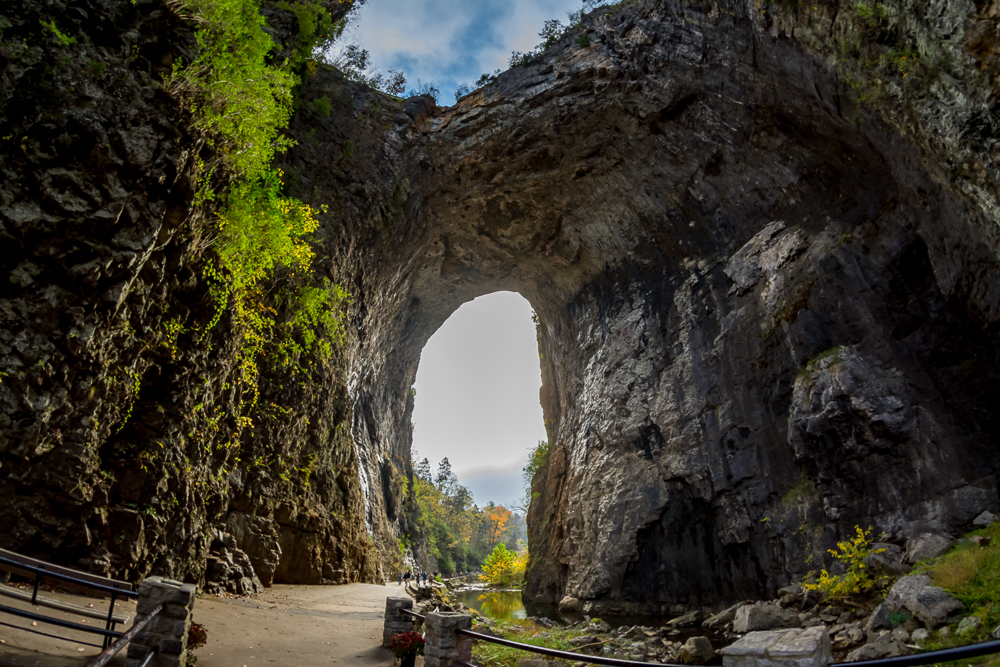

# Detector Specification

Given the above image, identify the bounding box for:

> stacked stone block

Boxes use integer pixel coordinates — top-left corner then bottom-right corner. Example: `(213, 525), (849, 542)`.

(721, 627), (831, 667)
(125, 576), (197, 667)
(423, 611), (472, 667)
(383, 597), (415, 648)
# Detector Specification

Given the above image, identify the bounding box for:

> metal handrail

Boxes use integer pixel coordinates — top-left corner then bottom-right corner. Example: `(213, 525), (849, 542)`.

(835, 638), (1000, 666)
(401, 607), (1000, 667)
(401, 608), (684, 667)
(86, 603), (164, 667)
(0, 603), (124, 638)
(0, 555), (138, 598)
(458, 627), (685, 666)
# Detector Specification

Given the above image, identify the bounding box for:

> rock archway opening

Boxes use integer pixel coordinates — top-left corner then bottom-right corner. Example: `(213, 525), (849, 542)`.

(411, 291), (547, 509)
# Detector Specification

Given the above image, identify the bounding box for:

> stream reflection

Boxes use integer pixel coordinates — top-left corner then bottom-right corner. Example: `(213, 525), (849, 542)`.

(453, 590), (527, 622)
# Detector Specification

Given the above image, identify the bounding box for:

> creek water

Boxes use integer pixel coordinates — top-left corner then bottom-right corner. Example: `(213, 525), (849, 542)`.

(453, 589), (528, 622)
(452, 588), (678, 629)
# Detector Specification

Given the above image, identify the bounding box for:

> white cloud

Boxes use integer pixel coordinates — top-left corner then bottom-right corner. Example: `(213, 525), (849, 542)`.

(335, 0), (585, 97)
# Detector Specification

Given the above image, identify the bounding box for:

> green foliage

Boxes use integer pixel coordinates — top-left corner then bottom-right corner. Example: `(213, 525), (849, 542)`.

(404, 81), (440, 101)
(274, 279), (350, 367)
(275, 0), (346, 68)
(886, 610), (911, 628)
(508, 50), (538, 69)
(471, 620), (584, 666)
(215, 170), (319, 296)
(168, 0), (296, 185)
(40, 20), (75, 46)
(923, 522), (1000, 647)
(523, 440), (550, 495)
(304, 95), (333, 119)
(781, 479), (814, 505)
(475, 70), (501, 88)
(479, 543), (527, 588)
(332, 44), (407, 95)
(170, 0), (351, 417)
(410, 455), (522, 574)
(802, 526), (885, 600)
(853, 2), (889, 27)
(577, 33), (591, 48)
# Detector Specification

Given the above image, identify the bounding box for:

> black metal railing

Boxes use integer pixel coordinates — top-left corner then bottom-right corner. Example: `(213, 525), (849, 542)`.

(85, 603), (164, 667)
(0, 552), (139, 648)
(401, 608), (1000, 667)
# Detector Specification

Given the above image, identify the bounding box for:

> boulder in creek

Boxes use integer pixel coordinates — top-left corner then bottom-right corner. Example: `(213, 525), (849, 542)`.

(703, 601), (751, 629)
(680, 636), (715, 665)
(668, 610), (704, 627)
(733, 602), (801, 633)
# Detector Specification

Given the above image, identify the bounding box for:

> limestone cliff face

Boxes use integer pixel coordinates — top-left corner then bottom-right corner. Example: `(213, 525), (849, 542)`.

(2, 0), (999, 610)
(281, 0), (1000, 611)
(0, 0), (382, 586)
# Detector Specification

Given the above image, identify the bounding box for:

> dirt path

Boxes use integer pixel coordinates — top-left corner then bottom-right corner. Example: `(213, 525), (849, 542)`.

(0, 581), (422, 667)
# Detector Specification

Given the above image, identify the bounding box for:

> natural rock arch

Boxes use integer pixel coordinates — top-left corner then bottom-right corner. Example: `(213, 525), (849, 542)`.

(1, 0), (997, 607)
(284, 0), (1000, 609)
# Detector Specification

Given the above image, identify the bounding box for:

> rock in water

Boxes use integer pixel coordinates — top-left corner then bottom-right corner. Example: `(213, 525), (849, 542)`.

(668, 610), (703, 627)
(703, 602), (750, 630)
(680, 636), (714, 665)
(734, 602), (800, 633)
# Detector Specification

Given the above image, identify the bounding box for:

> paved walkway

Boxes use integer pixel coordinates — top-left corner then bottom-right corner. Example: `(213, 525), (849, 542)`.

(0, 581), (423, 666)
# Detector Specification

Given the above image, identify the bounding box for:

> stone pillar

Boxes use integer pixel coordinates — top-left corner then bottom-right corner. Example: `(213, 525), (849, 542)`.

(423, 611), (472, 667)
(383, 597), (415, 648)
(125, 576), (197, 667)
(721, 627), (831, 667)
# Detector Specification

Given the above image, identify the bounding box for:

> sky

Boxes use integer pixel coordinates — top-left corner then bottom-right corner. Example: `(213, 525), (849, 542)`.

(411, 292), (547, 508)
(334, 0), (587, 103)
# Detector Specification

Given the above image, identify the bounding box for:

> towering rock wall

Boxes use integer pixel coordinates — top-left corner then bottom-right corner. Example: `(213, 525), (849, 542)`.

(0, 0), (384, 587)
(2, 0), (998, 610)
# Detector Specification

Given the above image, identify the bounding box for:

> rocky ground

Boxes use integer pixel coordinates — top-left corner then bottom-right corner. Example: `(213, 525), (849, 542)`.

(409, 512), (1000, 666)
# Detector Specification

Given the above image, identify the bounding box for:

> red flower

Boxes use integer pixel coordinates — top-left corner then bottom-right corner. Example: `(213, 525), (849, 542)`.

(387, 631), (425, 659)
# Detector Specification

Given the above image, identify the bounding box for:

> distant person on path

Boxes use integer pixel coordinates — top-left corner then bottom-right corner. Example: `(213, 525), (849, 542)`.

(398, 572), (403, 585)
(423, 573), (428, 585)
(404, 570), (411, 585)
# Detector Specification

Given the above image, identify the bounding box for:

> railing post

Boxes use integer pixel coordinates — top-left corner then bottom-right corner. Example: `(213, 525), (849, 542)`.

(721, 627), (831, 667)
(423, 611), (472, 667)
(125, 576), (197, 667)
(383, 597), (414, 648)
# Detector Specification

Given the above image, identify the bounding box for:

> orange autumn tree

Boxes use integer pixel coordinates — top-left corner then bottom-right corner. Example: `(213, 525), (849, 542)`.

(484, 503), (513, 550)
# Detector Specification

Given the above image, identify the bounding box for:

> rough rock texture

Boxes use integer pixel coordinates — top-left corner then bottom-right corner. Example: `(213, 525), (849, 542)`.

(278, 0), (1000, 611)
(3, 0), (1000, 611)
(866, 574), (963, 630)
(734, 602), (800, 633)
(0, 0), (383, 587)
